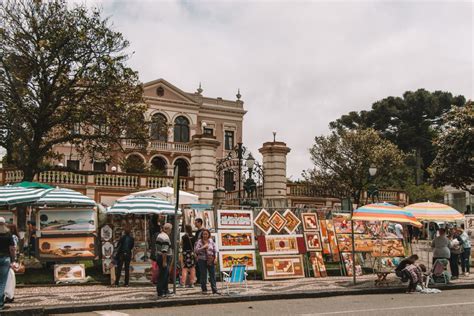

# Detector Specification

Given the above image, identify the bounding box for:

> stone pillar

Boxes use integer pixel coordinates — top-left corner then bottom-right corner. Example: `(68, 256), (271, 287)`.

(259, 141), (291, 202)
(190, 134), (220, 204)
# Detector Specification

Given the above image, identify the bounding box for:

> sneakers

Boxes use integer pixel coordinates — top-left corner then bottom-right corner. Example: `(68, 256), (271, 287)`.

(464, 272), (470, 276)
(186, 284), (194, 288)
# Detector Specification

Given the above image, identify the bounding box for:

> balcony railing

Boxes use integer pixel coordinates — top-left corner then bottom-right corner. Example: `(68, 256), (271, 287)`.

(0, 168), (194, 191)
(121, 139), (190, 153)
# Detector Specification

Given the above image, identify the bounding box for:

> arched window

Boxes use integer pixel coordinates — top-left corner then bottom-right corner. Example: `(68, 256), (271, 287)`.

(174, 158), (189, 177)
(224, 170), (235, 192)
(150, 156), (167, 175)
(150, 113), (168, 141)
(123, 154), (146, 173)
(174, 116), (190, 143)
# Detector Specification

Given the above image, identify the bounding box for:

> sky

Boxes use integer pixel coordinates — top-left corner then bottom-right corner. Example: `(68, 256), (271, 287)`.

(65, 0), (472, 179)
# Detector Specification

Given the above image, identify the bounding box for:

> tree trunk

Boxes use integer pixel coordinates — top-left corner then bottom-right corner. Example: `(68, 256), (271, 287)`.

(16, 205), (28, 232)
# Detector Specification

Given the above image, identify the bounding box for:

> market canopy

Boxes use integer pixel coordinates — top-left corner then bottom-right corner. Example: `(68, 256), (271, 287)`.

(404, 202), (464, 222)
(351, 202), (422, 227)
(11, 181), (53, 189)
(120, 186), (199, 205)
(107, 196), (179, 215)
(0, 185), (51, 206)
(34, 188), (96, 207)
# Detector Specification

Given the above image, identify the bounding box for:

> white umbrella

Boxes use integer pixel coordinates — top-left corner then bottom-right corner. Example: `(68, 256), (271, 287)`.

(118, 186), (199, 205)
(34, 187), (96, 207)
(0, 186), (51, 206)
(107, 196), (179, 215)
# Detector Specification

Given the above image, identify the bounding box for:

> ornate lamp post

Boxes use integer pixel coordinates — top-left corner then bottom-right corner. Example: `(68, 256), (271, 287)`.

(368, 165), (378, 203)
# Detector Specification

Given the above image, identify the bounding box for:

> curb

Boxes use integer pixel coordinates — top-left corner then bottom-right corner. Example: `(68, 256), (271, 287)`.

(3, 282), (474, 315)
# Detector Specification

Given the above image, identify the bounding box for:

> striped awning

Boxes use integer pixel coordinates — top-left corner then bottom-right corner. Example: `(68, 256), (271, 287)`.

(0, 186), (51, 206)
(107, 196), (179, 215)
(35, 188), (96, 207)
(351, 202), (422, 227)
(405, 202), (464, 222)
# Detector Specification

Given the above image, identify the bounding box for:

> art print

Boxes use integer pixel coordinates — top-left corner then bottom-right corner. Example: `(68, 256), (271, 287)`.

(261, 255), (305, 280)
(340, 253), (363, 276)
(217, 210), (253, 229)
(219, 251), (256, 271)
(262, 235), (301, 254)
(218, 230), (255, 250)
(310, 252), (327, 277)
(301, 213), (319, 231)
(38, 209), (96, 234)
(254, 209), (272, 234)
(268, 211), (287, 233)
(101, 242), (113, 259)
(304, 232), (322, 251)
(283, 209), (301, 234)
(38, 236), (96, 260)
(100, 225), (113, 242)
(54, 264), (86, 282)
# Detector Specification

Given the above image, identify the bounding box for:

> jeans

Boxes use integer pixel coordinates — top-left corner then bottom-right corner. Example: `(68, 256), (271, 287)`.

(450, 253), (460, 277)
(461, 248), (471, 273)
(156, 255), (171, 296)
(0, 257), (11, 308)
(115, 252), (132, 285)
(197, 259), (217, 293)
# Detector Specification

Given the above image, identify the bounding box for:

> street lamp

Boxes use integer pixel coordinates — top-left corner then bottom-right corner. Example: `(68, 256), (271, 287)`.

(244, 153), (257, 200)
(368, 164), (378, 203)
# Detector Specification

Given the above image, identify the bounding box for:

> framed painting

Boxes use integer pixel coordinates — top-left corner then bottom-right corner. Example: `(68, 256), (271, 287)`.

(283, 209), (301, 234)
(372, 239), (405, 257)
(217, 210), (253, 229)
(254, 209), (272, 234)
(219, 250), (256, 271)
(102, 258), (112, 274)
(326, 220), (340, 261)
(340, 252), (363, 276)
(101, 241), (113, 259)
(332, 214), (352, 234)
(310, 252), (327, 277)
(183, 209), (201, 230)
(261, 234), (301, 255)
(465, 215), (474, 233)
(218, 230), (255, 250)
(100, 225), (113, 242)
(268, 211), (287, 233)
(261, 255), (305, 280)
(304, 232), (322, 251)
(119, 263), (153, 282)
(202, 210), (215, 231)
(38, 209), (96, 234)
(54, 264), (86, 282)
(301, 213), (319, 231)
(38, 236), (96, 260)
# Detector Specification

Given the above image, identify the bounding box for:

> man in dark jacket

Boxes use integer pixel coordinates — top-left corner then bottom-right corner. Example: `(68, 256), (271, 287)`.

(193, 218), (204, 284)
(114, 226), (134, 287)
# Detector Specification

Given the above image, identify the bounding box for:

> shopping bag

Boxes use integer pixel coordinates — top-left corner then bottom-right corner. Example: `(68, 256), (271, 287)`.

(151, 261), (159, 285)
(5, 268), (16, 300)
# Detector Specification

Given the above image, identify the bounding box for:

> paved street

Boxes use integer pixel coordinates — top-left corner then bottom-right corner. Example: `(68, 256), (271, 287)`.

(54, 288), (474, 316)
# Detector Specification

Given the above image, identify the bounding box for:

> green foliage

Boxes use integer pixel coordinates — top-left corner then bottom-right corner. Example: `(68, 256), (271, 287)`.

(305, 128), (406, 205)
(120, 155), (146, 174)
(330, 89), (466, 183)
(0, 0), (147, 180)
(431, 102), (474, 194)
(405, 183), (444, 203)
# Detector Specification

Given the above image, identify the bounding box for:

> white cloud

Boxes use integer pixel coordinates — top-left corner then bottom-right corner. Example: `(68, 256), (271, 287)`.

(81, 0), (473, 179)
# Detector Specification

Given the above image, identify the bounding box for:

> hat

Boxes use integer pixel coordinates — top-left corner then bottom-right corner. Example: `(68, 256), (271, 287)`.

(0, 217), (5, 224)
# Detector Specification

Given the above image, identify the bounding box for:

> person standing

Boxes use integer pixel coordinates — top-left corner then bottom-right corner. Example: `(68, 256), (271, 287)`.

(194, 229), (219, 295)
(449, 230), (462, 279)
(114, 226), (134, 287)
(0, 218), (15, 310)
(193, 218), (204, 284)
(180, 225), (196, 288)
(458, 224), (471, 276)
(431, 228), (450, 264)
(156, 223), (173, 298)
(395, 223), (404, 240)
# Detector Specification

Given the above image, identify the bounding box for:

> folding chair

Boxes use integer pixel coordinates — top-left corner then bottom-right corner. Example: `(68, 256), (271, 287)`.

(427, 259), (451, 286)
(222, 264), (248, 295)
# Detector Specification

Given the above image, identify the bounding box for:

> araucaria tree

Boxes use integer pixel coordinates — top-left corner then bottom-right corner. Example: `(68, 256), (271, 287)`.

(305, 129), (406, 205)
(0, 0), (147, 181)
(431, 102), (474, 194)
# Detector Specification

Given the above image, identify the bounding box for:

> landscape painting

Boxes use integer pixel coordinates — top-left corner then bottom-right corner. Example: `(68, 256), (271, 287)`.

(219, 251), (256, 271)
(38, 209), (96, 234)
(218, 230), (255, 250)
(54, 264), (86, 282)
(38, 236), (96, 260)
(261, 255), (305, 280)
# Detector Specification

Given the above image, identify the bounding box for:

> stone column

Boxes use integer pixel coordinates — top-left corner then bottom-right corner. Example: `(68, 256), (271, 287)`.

(259, 141), (291, 202)
(190, 134), (220, 204)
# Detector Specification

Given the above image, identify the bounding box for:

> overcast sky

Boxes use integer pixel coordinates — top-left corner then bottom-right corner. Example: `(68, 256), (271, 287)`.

(74, 0), (473, 179)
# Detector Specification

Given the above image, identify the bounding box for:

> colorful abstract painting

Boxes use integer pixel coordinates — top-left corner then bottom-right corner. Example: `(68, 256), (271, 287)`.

(254, 209), (272, 234)
(219, 251), (256, 271)
(262, 255), (305, 280)
(268, 211), (287, 233)
(301, 213), (319, 231)
(261, 235), (301, 254)
(218, 230), (255, 250)
(340, 252), (363, 276)
(283, 209), (301, 234)
(304, 232), (322, 251)
(310, 252), (327, 278)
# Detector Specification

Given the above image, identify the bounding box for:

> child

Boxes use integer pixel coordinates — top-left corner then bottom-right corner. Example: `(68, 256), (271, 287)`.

(404, 263), (427, 293)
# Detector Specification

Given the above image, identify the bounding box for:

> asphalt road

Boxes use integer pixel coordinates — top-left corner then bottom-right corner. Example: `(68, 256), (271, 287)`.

(56, 289), (474, 316)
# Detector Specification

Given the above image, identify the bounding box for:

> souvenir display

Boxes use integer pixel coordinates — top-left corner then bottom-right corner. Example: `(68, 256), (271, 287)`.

(268, 211), (287, 233)
(261, 255), (305, 280)
(301, 213), (319, 231)
(333, 214), (367, 234)
(38, 209), (96, 234)
(310, 252), (327, 277)
(217, 210), (253, 229)
(372, 239), (405, 257)
(304, 232), (322, 251)
(101, 242), (113, 259)
(38, 236), (96, 260)
(340, 253), (363, 276)
(319, 220), (331, 255)
(218, 230), (255, 250)
(100, 225), (113, 242)
(377, 257), (403, 272)
(259, 235), (301, 254)
(254, 209), (272, 234)
(326, 220), (340, 261)
(102, 259), (112, 274)
(118, 263), (153, 282)
(336, 234), (376, 252)
(219, 250), (256, 271)
(184, 209), (215, 231)
(283, 209), (301, 234)
(54, 264), (86, 282)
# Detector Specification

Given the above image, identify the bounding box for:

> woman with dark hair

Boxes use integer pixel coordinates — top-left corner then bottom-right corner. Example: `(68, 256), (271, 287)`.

(180, 225), (196, 288)
(395, 254), (419, 280)
(194, 229), (219, 295)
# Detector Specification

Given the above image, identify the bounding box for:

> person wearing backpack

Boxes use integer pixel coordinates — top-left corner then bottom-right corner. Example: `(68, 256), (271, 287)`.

(0, 217), (16, 310)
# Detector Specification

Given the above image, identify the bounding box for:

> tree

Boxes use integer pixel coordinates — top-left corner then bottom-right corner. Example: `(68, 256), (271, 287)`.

(330, 89), (466, 184)
(431, 102), (474, 194)
(0, 0), (147, 181)
(305, 129), (406, 206)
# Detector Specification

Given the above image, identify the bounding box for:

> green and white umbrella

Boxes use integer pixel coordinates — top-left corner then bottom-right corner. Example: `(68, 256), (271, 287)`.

(107, 196), (179, 215)
(35, 188), (96, 207)
(0, 185), (51, 206)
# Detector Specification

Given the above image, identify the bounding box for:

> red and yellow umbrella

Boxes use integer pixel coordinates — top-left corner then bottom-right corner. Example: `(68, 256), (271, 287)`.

(404, 202), (464, 222)
(351, 202), (422, 227)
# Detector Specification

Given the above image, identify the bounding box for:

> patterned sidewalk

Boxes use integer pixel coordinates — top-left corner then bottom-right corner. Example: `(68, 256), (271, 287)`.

(8, 273), (474, 310)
